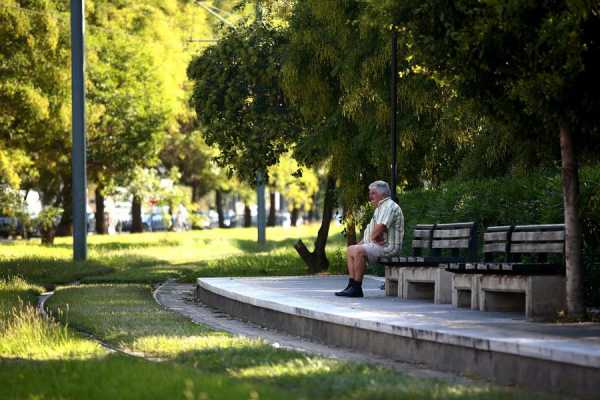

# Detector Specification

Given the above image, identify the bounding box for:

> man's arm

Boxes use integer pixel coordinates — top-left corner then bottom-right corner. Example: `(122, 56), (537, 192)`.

(370, 223), (387, 245)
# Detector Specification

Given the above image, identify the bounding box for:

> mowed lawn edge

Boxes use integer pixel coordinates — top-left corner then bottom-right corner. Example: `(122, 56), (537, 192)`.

(41, 283), (556, 400)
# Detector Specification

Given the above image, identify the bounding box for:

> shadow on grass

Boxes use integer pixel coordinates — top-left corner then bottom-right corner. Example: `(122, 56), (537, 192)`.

(231, 238), (301, 254)
(41, 285), (548, 400)
(50, 240), (183, 251)
(0, 354), (277, 400)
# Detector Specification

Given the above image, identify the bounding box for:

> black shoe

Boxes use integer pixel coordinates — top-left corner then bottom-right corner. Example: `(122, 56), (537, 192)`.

(335, 284), (363, 297)
(343, 278), (355, 291)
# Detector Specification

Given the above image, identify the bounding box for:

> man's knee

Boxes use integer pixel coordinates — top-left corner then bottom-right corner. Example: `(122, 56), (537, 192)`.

(348, 244), (365, 257)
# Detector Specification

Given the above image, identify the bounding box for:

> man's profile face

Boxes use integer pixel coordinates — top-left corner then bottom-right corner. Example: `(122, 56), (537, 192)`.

(369, 188), (384, 207)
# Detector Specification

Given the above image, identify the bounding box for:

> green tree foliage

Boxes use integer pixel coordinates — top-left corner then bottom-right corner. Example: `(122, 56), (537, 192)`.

(160, 117), (216, 203)
(268, 154), (318, 225)
(282, 0), (479, 213)
(384, 0), (600, 316)
(187, 20), (302, 182)
(0, 0), (71, 213)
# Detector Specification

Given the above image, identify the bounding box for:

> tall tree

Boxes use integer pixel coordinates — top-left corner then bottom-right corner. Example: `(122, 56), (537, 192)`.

(386, 0), (600, 316)
(187, 21), (302, 183)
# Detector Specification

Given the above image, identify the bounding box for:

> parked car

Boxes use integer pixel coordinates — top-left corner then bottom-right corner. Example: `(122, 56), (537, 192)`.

(0, 216), (18, 238)
(144, 212), (171, 232)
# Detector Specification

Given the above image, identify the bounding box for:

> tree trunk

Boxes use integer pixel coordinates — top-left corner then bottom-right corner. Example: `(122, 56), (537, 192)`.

(560, 124), (585, 317)
(267, 191), (276, 226)
(216, 190), (225, 228)
(95, 187), (107, 234)
(346, 219), (357, 246)
(294, 174), (336, 273)
(191, 182), (199, 203)
(131, 195), (143, 233)
(291, 207), (299, 226)
(244, 203), (252, 227)
(55, 177), (72, 236)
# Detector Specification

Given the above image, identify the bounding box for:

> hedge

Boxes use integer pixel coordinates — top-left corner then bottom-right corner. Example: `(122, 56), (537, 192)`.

(395, 165), (600, 307)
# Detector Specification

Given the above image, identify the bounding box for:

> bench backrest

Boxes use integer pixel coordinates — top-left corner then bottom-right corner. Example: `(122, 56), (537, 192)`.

(410, 224), (435, 256)
(510, 224), (565, 263)
(431, 222), (477, 260)
(482, 225), (514, 262)
(482, 224), (565, 263)
(411, 222), (477, 260)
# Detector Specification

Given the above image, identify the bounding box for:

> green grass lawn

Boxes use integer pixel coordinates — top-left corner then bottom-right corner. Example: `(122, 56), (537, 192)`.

(0, 225), (348, 286)
(0, 226), (557, 399)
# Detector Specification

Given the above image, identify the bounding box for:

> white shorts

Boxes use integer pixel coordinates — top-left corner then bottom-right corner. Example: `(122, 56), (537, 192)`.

(361, 242), (386, 264)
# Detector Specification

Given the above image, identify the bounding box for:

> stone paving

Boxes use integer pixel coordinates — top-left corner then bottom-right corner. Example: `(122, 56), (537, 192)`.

(153, 279), (474, 382)
(195, 275), (600, 369)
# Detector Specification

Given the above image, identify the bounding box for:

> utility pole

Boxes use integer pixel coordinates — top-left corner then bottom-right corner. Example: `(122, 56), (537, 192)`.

(390, 29), (398, 202)
(71, 0), (87, 260)
(255, 0), (266, 245)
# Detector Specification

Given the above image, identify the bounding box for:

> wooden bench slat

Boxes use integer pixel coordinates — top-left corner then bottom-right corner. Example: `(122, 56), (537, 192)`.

(412, 239), (431, 248)
(513, 224), (565, 231)
(433, 228), (472, 239)
(413, 229), (433, 238)
(511, 231), (565, 242)
(511, 242), (564, 253)
(432, 239), (470, 248)
(483, 242), (508, 253)
(484, 231), (510, 241)
(435, 222), (475, 229)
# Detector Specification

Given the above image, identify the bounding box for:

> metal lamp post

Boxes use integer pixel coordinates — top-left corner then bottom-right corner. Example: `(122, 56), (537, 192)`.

(71, 0), (87, 260)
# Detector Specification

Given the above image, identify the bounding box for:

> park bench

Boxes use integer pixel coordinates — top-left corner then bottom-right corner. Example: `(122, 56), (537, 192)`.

(447, 224), (566, 320)
(379, 222), (477, 303)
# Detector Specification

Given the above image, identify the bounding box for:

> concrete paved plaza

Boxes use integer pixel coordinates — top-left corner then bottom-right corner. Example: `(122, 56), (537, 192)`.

(196, 275), (600, 398)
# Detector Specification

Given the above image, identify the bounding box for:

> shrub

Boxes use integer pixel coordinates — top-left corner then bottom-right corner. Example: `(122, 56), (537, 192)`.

(397, 165), (600, 307)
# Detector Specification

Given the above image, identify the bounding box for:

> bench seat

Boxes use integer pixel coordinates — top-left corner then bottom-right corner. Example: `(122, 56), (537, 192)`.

(448, 224), (566, 320)
(447, 262), (563, 275)
(381, 222), (477, 304)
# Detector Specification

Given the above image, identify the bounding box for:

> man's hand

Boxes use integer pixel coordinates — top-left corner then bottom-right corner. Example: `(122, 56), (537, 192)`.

(370, 223), (387, 245)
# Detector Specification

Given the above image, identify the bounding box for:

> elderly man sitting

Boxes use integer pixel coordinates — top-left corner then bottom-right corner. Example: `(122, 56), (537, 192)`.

(335, 180), (404, 297)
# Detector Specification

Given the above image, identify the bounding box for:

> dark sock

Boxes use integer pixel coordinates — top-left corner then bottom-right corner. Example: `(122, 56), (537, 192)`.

(353, 279), (362, 288)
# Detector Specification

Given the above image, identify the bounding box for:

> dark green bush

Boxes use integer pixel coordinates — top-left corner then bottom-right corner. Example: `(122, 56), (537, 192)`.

(397, 165), (600, 307)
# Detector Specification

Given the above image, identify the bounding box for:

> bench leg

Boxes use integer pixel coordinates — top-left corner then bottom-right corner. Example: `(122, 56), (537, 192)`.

(526, 275), (566, 321)
(434, 268), (452, 304)
(384, 266), (402, 297)
(452, 274), (480, 309)
(478, 275), (566, 320)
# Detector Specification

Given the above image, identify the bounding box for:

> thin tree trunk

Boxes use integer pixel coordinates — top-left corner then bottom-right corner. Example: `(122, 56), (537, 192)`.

(244, 203), (252, 227)
(291, 207), (299, 226)
(216, 190), (225, 228)
(560, 123), (585, 317)
(95, 187), (107, 234)
(294, 174), (335, 273)
(268, 191), (276, 226)
(131, 195), (143, 233)
(346, 220), (357, 246)
(191, 182), (199, 203)
(55, 177), (72, 236)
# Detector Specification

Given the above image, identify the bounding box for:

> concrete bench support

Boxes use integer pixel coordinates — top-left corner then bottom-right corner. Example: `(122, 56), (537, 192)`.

(451, 273), (480, 310)
(479, 275), (566, 320)
(384, 266), (403, 297)
(401, 266), (452, 304)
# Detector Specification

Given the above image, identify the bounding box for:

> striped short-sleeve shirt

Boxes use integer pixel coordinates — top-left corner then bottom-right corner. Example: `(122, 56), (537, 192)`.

(363, 197), (404, 255)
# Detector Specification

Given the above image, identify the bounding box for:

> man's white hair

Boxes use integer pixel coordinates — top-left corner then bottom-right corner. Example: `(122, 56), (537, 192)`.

(368, 180), (391, 196)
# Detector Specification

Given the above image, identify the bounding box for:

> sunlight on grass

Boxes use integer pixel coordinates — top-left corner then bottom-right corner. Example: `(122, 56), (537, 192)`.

(132, 334), (262, 356)
(232, 357), (337, 378)
(0, 277), (106, 360)
(0, 224), (347, 284)
(42, 284), (557, 400)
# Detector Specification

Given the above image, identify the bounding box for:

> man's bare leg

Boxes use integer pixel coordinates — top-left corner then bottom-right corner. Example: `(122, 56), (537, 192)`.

(347, 245), (367, 281)
(336, 245), (365, 297)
